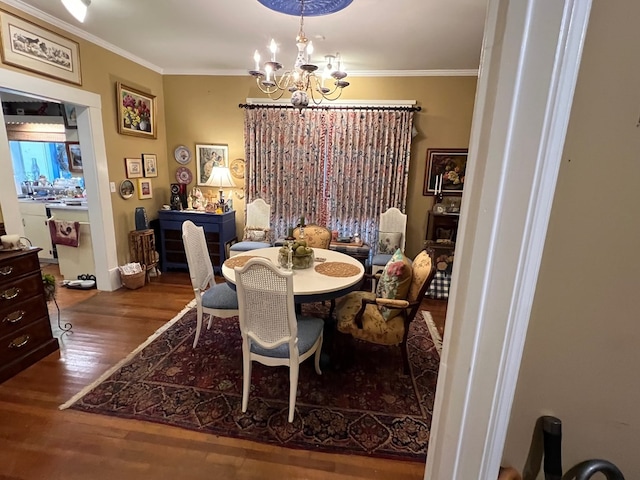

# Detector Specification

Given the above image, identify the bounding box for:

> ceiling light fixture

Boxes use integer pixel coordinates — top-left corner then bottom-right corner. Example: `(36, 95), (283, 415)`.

(249, 0), (350, 108)
(61, 0), (91, 23)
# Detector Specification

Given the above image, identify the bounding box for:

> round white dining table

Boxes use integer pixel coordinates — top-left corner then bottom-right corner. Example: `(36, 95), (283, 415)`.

(221, 247), (365, 303)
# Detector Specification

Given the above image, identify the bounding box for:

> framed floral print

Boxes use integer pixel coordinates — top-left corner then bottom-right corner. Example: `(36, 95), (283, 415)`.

(141, 153), (158, 177)
(423, 148), (468, 196)
(195, 144), (228, 185)
(116, 82), (157, 139)
(137, 178), (153, 200)
(125, 157), (143, 179)
(66, 142), (82, 173)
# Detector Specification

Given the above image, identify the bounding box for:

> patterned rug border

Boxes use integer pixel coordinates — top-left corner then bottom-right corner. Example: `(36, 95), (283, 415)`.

(59, 299), (196, 410)
(422, 311), (442, 356)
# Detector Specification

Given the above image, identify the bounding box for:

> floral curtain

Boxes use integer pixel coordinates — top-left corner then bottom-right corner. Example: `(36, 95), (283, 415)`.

(243, 106), (414, 244)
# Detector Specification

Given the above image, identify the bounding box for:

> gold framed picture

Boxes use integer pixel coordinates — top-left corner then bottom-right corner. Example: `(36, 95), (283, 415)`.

(116, 82), (157, 139)
(125, 158), (143, 179)
(0, 10), (82, 85)
(137, 178), (153, 200)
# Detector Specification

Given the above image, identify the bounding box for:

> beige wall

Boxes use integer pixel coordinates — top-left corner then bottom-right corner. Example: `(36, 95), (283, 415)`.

(503, 0), (640, 475)
(0, 2), (168, 265)
(163, 75), (477, 254)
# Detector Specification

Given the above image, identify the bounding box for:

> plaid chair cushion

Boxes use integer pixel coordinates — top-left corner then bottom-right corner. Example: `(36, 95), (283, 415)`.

(426, 270), (451, 299)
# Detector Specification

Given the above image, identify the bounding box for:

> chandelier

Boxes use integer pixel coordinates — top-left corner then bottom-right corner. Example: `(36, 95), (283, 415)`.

(249, 0), (350, 108)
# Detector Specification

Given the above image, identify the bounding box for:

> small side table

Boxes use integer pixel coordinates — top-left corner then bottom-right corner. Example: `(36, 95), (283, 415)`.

(129, 229), (159, 282)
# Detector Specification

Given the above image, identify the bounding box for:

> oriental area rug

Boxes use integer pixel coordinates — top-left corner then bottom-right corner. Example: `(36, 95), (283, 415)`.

(60, 303), (441, 462)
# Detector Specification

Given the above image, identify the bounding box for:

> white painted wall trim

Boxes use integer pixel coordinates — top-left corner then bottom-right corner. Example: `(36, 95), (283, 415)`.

(425, 0), (592, 478)
(0, 67), (120, 291)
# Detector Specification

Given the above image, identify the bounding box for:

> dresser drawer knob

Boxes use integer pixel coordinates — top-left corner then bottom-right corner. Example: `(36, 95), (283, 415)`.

(1, 287), (21, 301)
(9, 334), (30, 349)
(3, 310), (25, 324)
(0, 266), (13, 276)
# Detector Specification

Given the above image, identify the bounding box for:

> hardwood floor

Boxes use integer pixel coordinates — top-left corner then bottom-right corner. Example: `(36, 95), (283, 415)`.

(0, 266), (447, 480)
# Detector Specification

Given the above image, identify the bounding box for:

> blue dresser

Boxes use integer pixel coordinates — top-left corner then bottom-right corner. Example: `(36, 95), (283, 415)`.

(158, 210), (236, 273)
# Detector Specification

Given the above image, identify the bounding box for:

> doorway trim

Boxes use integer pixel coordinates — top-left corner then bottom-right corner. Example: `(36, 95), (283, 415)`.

(0, 67), (119, 291)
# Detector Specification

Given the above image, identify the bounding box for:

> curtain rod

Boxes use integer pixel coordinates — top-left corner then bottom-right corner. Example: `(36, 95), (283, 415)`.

(238, 103), (421, 112)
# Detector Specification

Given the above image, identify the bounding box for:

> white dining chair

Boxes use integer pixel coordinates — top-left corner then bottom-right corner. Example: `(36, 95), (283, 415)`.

(229, 199), (272, 256)
(371, 207), (407, 291)
(182, 220), (239, 348)
(234, 257), (324, 422)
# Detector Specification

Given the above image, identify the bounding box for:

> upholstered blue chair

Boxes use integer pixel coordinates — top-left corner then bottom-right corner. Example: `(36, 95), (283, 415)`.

(182, 220), (239, 348)
(235, 257), (324, 423)
(229, 199), (272, 256)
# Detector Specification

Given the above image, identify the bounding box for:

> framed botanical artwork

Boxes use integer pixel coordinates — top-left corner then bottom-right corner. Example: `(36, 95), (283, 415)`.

(118, 179), (134, 200)
(0, 10), (82, 85)
(137, 178), (153, 200)
(141, 153), (158, 177)
(125, 157), (143, 178)
(116, 82), (157, 139)
(195, 144), (229, 185)
(423, 148), (468, 196)
(66, 142), (82, 173)
(61, 104), (77, 129)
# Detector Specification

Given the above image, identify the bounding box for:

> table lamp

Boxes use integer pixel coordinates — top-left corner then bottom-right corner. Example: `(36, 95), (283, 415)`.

(204, 167), (235, 210)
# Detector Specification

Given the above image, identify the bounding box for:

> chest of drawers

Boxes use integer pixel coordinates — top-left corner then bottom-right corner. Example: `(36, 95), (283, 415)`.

(0, 248), (59, 383)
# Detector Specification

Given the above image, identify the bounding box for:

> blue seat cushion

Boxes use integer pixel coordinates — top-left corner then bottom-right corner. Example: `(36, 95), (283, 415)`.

(230, 241), (271, 252)
(250, 315), (324, 358)
(372, 253), (393, 267)
(202, 282), (239, 309)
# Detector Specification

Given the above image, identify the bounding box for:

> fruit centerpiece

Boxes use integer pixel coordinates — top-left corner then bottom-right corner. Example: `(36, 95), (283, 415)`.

(278, 240), (315, 269)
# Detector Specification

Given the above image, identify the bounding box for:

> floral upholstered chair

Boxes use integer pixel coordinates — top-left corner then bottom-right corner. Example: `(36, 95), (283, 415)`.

(335, 249), (436, 373)
(292, 224), (331, 249)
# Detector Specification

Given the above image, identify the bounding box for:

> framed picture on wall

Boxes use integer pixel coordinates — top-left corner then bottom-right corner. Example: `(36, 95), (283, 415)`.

(66, 142), (82, 173)
(0, 10), (82, 85)
(125, 157), (143, 178)
(423, 148), (468, 196)
(61, 104), (77, 129)
(141, 153), (158, 177)
(116, 82), (157, 139)
(195, 143), (228, 185)
(137, 178), (153, 199)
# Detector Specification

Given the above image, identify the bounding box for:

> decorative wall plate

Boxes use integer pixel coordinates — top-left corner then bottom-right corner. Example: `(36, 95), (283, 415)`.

(174, 145), (191, 164)
(230, 158), (245, 179)
(176, 166), (193, 184)
(119, 179), (134, 199)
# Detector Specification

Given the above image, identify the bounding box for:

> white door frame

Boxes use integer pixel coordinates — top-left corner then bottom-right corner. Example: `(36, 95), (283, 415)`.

(426, 0), (592, 477)
(0, 68), (120, 291)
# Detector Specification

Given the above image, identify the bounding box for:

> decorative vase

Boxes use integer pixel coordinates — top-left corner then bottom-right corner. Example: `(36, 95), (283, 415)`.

(139, 120), (148, 131)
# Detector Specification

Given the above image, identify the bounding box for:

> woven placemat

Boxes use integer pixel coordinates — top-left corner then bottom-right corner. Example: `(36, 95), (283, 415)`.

(314, 262), (361, 277)
(223, 255), (260, 269)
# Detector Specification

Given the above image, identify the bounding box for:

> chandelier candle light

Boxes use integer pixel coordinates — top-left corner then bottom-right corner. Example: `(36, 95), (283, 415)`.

(249, 0), (350, 108)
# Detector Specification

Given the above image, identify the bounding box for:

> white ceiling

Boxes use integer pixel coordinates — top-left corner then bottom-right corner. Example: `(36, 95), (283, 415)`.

(5, 0), (487, 76)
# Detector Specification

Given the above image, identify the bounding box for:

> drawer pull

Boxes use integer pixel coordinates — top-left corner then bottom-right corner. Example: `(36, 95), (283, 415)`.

(1, 287), (21, 301)
(0, 266), (13, 276)
(9, 334), (30, 349)
(3, 310), (25, 324)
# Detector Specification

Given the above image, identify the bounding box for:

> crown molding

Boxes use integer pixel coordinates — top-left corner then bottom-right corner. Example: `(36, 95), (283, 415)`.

(2, 0), (164, 74)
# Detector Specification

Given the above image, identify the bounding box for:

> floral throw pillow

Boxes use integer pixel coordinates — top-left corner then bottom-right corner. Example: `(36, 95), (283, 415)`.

(244, 227), (270, 243)
(378, 231), (402, 255)
(375, 248), (413, 321)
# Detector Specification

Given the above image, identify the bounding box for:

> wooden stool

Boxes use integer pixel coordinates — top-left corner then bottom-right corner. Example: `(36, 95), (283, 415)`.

(129, 229), (159, 282)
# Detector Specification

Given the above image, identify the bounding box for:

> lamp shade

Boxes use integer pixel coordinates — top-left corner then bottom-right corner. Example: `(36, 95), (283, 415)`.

(61, 0), (90, 22)
(204, 167), (235, 188)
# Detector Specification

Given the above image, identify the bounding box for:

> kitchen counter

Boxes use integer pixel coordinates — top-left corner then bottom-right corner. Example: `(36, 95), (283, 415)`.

(45, 203), (88, 211)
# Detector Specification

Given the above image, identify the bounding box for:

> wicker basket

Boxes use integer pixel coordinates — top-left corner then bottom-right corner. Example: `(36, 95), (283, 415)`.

(120, 269), (146, 289)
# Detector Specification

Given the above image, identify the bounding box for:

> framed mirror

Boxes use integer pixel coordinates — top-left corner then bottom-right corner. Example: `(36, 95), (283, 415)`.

(119, 179), (134, 199)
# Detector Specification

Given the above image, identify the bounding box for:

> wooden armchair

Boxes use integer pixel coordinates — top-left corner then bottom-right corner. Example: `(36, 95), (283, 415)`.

(335, 249), (436, 373)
